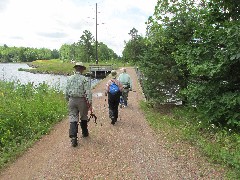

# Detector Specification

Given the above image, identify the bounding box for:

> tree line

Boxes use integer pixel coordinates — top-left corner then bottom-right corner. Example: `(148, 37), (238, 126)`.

(0, 30), (119, 63)
(0, 45), (59, 63)
(59, 30), (119, 63)
(122, 0), (240, 130)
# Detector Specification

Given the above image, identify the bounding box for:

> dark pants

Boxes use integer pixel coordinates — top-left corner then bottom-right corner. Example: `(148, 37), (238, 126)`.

(108, 92), (120, 120)
(122, 88), (129, 106)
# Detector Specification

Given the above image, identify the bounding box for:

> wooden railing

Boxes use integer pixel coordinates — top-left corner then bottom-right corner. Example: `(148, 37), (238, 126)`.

(89, 64), (113, 72)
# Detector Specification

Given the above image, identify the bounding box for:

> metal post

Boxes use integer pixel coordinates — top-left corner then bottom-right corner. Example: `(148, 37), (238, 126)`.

(96, 3), (98, 64)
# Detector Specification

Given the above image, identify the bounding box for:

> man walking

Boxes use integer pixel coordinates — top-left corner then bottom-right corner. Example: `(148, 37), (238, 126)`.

(105, 70), (123, 125)
(65, 62), (92, 147)
(117, 68), (132, 107)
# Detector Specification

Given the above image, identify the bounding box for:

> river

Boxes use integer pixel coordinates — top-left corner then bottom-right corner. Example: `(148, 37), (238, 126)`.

(0, 63), (99, 91)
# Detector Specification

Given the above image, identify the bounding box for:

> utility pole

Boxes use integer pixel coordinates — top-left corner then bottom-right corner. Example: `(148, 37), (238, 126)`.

(95, 3), (98, 64)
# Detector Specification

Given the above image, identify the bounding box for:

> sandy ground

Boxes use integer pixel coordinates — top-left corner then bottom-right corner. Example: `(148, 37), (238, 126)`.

(0, 67), (225, 179)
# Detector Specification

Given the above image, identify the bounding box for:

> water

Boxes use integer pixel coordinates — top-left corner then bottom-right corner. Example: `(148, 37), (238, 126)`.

(0, 63), (99, 91)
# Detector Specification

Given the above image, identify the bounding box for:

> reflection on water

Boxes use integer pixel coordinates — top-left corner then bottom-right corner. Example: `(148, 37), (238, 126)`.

(0, 63), (99, 91)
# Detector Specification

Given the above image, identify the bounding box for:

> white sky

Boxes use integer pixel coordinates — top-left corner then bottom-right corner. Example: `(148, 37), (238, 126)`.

(0, 0), (156, 56)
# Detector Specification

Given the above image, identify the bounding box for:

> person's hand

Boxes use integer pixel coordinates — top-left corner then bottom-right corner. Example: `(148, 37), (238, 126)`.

(87, 100), (92, 109)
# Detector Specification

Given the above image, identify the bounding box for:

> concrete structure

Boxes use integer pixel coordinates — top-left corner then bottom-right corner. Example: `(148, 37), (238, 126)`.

(89, 64), (113, 78)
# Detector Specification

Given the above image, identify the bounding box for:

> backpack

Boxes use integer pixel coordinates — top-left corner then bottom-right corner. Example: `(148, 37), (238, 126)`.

(109, 81), (120, 95)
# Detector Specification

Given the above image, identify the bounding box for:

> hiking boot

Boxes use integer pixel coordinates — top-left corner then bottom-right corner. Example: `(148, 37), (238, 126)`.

(111, 118), (117, 125)
(80, 121), (89, 137)
(111, 118), (115, 125)
(71, 137), (78, 147)
(69, 122), (78, 138)
(82, 131), (89, 137)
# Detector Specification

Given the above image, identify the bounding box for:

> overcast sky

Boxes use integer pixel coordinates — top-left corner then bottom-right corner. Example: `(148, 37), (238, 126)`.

(0, 0), (156, 56)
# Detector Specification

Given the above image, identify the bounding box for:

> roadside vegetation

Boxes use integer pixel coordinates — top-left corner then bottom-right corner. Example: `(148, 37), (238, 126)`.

(123, 0), (239, 178)
(0, 80), (68, 170)
(141, 102), (240, 179)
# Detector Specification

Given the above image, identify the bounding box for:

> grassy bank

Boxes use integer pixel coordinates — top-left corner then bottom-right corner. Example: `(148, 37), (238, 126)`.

(0, 80), (68, 170)
(140, 102), (240, 179)
(20, 59), (129, 75)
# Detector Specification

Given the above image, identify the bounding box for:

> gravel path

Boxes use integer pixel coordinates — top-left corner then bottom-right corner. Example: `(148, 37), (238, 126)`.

(0, 67), (225, 179)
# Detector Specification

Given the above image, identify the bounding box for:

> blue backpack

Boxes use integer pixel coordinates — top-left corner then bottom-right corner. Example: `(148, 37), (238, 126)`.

(109, 82), (120, 95)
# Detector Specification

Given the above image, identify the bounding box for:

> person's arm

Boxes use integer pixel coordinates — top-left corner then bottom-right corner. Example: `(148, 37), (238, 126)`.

(105, 80), (110, 96)
(84, 77), (92, 104)
(128, 74), (132, 90)
(117, 74), (121, 82)
(117, 80), (123, 92)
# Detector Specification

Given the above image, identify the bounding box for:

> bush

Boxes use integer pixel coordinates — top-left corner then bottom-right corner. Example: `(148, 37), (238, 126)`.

(0, 81), (68, 169)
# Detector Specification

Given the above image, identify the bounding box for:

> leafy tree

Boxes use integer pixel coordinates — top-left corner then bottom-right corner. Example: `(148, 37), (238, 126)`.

(122, 28), (147, 64)
(59, 44), (71, 62)
(0, 45), (57, 62)
(140, 0), (240, 129)
(174, 0), (240, 128)
(58, 30), (118, 63)
(51, 49), (59, 59)
(78, 30), (95, 62)
(96, 42), (118, 61)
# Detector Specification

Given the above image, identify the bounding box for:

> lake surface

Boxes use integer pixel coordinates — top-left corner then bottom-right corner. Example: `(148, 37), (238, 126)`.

(0, 63), (99, 91)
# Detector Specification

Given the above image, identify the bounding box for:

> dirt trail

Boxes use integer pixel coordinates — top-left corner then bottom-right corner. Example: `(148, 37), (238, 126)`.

(0, 67), (225, 179)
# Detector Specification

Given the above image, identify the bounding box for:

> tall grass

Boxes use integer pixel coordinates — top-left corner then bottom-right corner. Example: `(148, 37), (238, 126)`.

(140, 102), (240, 179)
(22, 59), (74, 75)
(0, 80), (68, 169)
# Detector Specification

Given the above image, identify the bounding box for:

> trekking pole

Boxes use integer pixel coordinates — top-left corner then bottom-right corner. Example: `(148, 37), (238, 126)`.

(87, 103), (98, 124)
(85, 73), (99, 125)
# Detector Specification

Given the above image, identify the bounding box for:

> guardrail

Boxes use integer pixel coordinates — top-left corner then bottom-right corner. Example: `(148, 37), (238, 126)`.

(89, 65), (113, 78)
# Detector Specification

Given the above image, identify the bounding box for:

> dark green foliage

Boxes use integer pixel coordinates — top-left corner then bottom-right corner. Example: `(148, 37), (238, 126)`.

(97, 42), (118, 61)
(137, 0), (239, 130)
(122, 28), (147, 64)
(0, 45), (59, 63)
(59, 30), (118, 63)
(78, 30), (95, 62)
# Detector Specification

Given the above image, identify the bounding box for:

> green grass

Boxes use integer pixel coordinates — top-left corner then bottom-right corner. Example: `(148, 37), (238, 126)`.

(19, 59), (131, 75)
(19, 59), (76, 75)
(140, 101), (240, 179)
(0, 80), (68, 170)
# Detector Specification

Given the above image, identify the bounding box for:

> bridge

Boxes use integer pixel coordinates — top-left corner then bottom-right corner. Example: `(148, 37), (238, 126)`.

(88, 64), (113, 78)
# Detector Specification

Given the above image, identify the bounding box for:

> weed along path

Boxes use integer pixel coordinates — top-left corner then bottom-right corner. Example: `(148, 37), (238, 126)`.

(0, 67), (225, 179)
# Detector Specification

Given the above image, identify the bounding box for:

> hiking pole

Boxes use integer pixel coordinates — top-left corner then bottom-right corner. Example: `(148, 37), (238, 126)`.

(87, 103), (98, 124)
(85, 73), (99, 125)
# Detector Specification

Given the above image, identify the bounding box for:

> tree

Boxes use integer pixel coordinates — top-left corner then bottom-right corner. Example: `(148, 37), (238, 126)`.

(140, 0), (240, 129)
(51, 49), (59, 59)
(59, 44), (71, 62)
(96, 42), (118, 61)
(78, 30), (95, 62)
(122, 28), (147, 63)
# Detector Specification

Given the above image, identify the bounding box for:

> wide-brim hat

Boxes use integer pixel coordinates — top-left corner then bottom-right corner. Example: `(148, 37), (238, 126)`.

(111, 70), (117, 77)
(73, 62), (86, 70)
